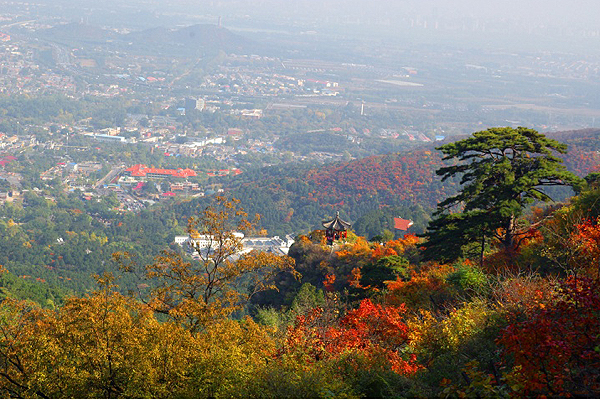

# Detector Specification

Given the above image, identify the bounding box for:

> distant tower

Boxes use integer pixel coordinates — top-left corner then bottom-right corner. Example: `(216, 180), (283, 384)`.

(218, 16), (222, 28)
(360, 102), (365, 116)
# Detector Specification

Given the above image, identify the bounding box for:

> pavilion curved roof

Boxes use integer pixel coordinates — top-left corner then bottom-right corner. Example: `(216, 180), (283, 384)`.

(322, 211), (351, 231)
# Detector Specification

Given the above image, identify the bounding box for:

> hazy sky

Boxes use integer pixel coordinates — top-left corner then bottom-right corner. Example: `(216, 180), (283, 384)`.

(176, 0), (600, 29)
(37, 0), (600, 31)
(28, 0), (600, 55)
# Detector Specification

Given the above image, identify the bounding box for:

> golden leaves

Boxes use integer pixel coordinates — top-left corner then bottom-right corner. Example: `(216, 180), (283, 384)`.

(117, 196), (298, 334)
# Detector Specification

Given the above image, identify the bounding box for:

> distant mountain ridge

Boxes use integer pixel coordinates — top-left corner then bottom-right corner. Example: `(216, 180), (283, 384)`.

(127, 24), (253, 52)
(37, 22), (254, 54)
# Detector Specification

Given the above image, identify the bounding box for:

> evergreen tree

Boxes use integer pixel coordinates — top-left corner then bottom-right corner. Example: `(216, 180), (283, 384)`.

(422, 127), (583, 262)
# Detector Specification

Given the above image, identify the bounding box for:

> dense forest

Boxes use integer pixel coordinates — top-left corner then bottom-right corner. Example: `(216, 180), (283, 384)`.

(1, 128), (600, 398)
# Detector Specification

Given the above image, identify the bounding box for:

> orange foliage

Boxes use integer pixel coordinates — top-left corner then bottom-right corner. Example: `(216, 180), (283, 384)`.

(369, 245), (397, 260)
(387, 234), (421, 254)
(279, 300), (422, 376)
(571, 218), (600, 278)
(323, 274), (336, 292)
(298, 234), (312, 245)
(519, 227), (544, 248)
(335, 234), (421, 265)
(348, 267), (363, 288)
(335, 237), (371, 259)
(386, 263), (454, 310)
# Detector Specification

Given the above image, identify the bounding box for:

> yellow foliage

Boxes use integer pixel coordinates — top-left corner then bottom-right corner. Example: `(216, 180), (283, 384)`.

(407, 299), (497, 360)
(0, 290), (200, 398)
(190, 318), (277, 398)
(116, 196), (298, 333)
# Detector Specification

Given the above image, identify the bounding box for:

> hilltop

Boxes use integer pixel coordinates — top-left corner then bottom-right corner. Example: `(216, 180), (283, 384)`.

(36, 22), (255, 54)
(127, 24), (255, 54)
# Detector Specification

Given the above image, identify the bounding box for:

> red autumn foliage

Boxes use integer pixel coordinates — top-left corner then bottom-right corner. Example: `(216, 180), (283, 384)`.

(571, 217), (600, 278)
(279, 299), (422, 376)
(500, 276), (600, 398)
(305, 150), (458, 210)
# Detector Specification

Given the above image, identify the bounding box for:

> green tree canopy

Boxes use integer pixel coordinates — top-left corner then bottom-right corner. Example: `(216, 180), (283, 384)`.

(422, 127), (583, 263)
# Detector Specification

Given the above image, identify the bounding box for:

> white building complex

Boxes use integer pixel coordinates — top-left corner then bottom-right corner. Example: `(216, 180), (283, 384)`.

(174, 233), (295, 256)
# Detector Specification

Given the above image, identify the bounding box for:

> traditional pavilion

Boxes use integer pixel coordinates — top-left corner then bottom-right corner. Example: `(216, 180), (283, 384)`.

(322, 211), (352, 246)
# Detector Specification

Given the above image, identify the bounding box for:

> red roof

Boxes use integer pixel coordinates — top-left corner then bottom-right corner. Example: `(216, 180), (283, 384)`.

(161, 192), (176, 196)
(394, 218), (414, 231)
(126, 164), (197, 178)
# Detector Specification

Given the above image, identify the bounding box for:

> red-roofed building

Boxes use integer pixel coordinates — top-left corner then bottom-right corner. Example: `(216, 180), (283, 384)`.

(124, 164), (197, 179)
(228, 128), (244, 136)
(394, 217), (414, 231)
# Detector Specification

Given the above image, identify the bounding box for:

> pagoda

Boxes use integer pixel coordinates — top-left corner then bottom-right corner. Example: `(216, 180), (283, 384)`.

(322, 211), (351, 245)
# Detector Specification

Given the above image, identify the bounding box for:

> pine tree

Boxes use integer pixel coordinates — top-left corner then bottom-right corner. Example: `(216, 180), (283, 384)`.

(422, 127), (583, 262)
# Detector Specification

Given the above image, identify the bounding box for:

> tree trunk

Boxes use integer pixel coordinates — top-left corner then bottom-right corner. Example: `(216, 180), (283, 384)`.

(504, 215), (515, 251)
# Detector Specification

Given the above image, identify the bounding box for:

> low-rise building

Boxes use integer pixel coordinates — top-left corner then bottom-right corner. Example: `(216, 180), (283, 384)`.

(124, 164), (197, 179)
(174, 233), (295, 256)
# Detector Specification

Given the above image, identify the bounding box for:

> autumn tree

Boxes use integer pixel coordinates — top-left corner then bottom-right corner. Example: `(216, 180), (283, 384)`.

(0, 273), (201, 399)
(500, 276), (600, 397)
(423, 127), (583, 263)
(116, 196), (297, 333)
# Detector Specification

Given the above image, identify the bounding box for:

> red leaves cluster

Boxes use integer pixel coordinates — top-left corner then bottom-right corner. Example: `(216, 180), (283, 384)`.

(305, 150), (456, 209)
(564, 147), (600, 177)
(279, 299), (421, 376)
(500, 276), (600, 398)
(572, 218), (600, 278)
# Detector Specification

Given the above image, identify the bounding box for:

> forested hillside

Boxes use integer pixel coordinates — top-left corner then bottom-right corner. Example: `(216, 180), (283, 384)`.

(198, 129), (600, 238)
(2, 128), (600, 302)
(1, 142), (600, 397)
(0, 190), (185, 299)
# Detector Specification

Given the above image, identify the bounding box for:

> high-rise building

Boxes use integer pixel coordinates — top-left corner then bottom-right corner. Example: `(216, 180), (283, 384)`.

(185, 97), (205, 113)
